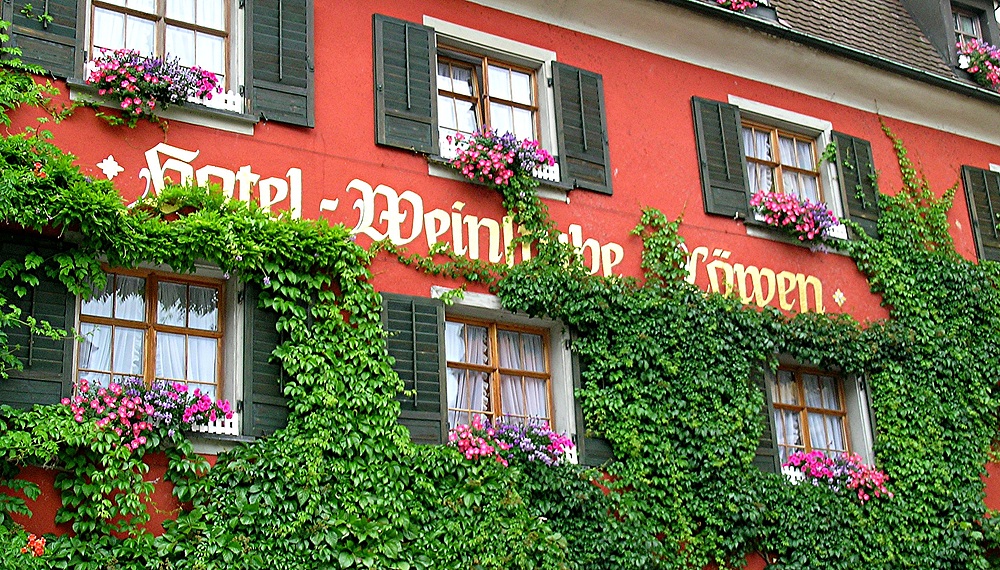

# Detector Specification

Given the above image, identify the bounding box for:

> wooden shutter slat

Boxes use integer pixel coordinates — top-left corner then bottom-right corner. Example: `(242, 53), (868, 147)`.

(242, 283), (289, 437)
(373, 14), (438, 155)
(3, 0), (80, 79)
(833, 132), (880, 239)
(249, 0), (315, 127)
(753, 371), (781, 474)
(692, 97), (751, 218)
(553, 62), (613, 195)
(381, 293), (446, 444)
(962, 165), (1000, 261)
(0, 234), (74, 409)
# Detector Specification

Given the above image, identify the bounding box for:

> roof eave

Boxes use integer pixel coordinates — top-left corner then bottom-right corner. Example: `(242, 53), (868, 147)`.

(655, 0), (1000, 106)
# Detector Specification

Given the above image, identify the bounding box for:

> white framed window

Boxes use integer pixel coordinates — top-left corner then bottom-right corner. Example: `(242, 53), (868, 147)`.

(75, 264), (244, 435)
(728, 96), (849, 241)
(86, 0), (244, 113)
(424, 17), (562, 185)
(766, 361), (875, 466)
(432, 287), (577, 442)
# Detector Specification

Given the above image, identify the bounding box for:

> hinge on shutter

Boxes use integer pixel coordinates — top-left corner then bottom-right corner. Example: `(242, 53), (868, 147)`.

(238, 84), (245, 97)
(236, 399), (244, 413)
(547, 77), (553, 87)
(238, 0), (245, 8)
(237, 285), (245, 304)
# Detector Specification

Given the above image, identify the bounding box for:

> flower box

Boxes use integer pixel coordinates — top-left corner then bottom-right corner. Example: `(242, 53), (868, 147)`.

(750, 191), (840, 243)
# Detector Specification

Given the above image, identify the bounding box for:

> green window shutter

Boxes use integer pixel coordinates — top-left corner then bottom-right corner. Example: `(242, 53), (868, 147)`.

(242, 283), (289, 437)
(753, 371), (781, 474)
(1, 0), (80, 79)
(381, 293), (446, 445)
(373, 14), (438, 155)
(572, 351), (614, 467)
(833, 132), (880, 239)
(248, 0), (314, 127)
(0, 236), (74, 409)
(961, 165), (1000, 261)
(691, 97), (750, 218)
(552, 62), (612, 195)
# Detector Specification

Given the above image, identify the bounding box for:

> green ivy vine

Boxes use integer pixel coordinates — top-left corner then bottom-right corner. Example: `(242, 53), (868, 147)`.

(0, 43), (999, 570)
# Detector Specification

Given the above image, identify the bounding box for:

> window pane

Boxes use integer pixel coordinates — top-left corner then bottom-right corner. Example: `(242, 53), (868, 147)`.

(775, 370), (799, 404)
(512, 108), (533, 141)
(166, 26), (197, 66)
(158, 282), (187, 327)
(778, 136), (796, 167)
(803, 374), (822, 407)
(488, 65), (511, 100)
(801, 175), (820, 203)
(510, 70), (532, 105)
(437, 62), (454, 92)
(490, 102), (514, 136)
(112, 327), (145, 375)
(438, 97), (457, 130)
(196, 33), (226, 75)
(445, 322), (489, 365)
(524, 377), (548, 418)
(776, 409), (803, 447)
(825, 416), (846, 451)
(447, 368), (490, 427)
(796, 140), (814, 169)
(126, 0), (156, 13)
(782, 171), (799, 197)
(82, 279), (114, 318)
(458, 101), (478, 133)
(187, 336), (217, 383)
(115, 276), (146, 321)
(167, 0), (196, 23)
(198, 0), (226, 29)
(819, 375), (841, 409)
(125, 15), (156, 55)
(78, 323), (112, 372)
(156, 332), (187, 380)
(93, 8), (126, 52)
(188, 286), (219, 331)
(744, 128), (772, 160)
(500, 374), (525, 417)
(451, 65), (474, 97)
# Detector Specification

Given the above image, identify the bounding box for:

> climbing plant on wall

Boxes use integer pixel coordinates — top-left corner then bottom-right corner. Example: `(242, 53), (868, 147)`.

(0, 37), (999, 570)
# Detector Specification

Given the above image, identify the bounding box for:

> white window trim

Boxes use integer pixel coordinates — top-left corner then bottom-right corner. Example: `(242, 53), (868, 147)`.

(74, 0), (251, 134)
(72, 261), (245, 445)
(430, 286), (578, 462)
(423, 17), (569, 203)
(728, 95), (849, 242)
(768, 355), (875, 466)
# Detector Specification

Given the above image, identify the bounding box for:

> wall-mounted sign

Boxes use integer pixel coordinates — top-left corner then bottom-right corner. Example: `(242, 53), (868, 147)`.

(684, 245), (836, 313)
(320, 178), (626, 276)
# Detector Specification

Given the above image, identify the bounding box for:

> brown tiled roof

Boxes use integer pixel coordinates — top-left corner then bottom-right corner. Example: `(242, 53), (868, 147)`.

(770, 0), (954, 76)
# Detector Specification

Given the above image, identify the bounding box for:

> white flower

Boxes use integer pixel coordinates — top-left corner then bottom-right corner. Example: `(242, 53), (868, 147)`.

(959, 54), (971, 70)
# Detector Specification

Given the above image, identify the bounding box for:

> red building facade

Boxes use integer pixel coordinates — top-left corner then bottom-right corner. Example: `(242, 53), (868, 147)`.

(4, 0), (1000, 566)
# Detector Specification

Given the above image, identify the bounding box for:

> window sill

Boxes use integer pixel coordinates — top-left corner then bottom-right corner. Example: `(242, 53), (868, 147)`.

(743, 217), (850, 255)
(189, 432), (255, 455)
(427, 154), (574, 203)
(66, 78), (259, 136)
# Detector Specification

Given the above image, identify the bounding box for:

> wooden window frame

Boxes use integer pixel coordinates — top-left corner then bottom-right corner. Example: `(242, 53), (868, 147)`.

(771, 367), (850, 460)
(89, 0), (231, 88)
(437, 45), (541, 139)
(953, 6), (984, 45)
(742, 120), (824, 202)
(445, 315), (553, 427)
(76, 268), (225, 395)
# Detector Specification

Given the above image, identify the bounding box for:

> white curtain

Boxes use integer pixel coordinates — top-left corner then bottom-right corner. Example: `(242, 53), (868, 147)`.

(446, 323), (489, 427)
(156, 332), (186, 380)
(188, 286), (219, 331)
(158, 282), (187, 326)
(112, 327), (145, 380)
(115, 276), (146, 321)
(497, 331), (548, 421)
(188, 337), (218, 397)
(78, 323), (112, 386)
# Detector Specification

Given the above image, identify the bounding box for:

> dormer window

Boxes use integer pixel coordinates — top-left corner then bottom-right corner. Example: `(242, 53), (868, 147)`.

(953, 6), (984, 44)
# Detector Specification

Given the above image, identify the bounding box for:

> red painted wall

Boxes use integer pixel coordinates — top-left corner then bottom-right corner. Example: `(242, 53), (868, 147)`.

(6, 0), (1000, 556)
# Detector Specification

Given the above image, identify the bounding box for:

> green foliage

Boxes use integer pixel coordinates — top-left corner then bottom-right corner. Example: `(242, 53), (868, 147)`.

(0, 54), (998, 570)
